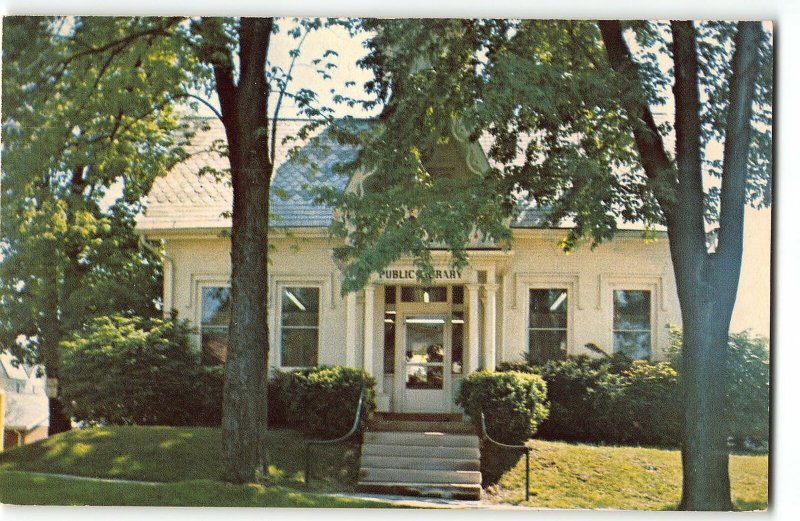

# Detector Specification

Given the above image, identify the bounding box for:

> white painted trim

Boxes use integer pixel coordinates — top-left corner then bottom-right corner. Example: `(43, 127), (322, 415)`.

(273, 279), (327, 369)
(518, 276), (578, 358)
(600, 275), (662, 359)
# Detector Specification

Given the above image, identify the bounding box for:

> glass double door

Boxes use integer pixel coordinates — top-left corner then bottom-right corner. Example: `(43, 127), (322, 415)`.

(395, 313), (452, 412)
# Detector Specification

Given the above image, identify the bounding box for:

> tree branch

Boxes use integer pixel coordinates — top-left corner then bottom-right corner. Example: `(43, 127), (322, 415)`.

(270, 26), (310, 164)
(174, 92), (224, 121)
(716, 22), (763, 264)
(62, 18), (183, 68)
(598, 21), (677, 222)
(670, 20), (708, 255)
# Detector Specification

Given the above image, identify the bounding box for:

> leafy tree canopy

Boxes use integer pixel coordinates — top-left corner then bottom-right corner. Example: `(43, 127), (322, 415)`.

(318, 20), (772, 292)
(0, 17), (203, 365)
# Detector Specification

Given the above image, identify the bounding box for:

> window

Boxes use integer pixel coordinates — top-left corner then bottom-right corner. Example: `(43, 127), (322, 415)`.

(401, 286), (447, 303)
(528, 289), (568, 364)
(384, 286), (397, 374)
(201, 286), (231, 365)
(280, 287), (320, 367)
(451, 312), (464, 373)
(613, 290), (652, 359)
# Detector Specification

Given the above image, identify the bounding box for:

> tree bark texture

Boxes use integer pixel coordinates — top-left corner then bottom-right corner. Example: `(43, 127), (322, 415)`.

(599, 20), (764, 510)
(41, 266), (71, 435)
(212, 18), (274, 483)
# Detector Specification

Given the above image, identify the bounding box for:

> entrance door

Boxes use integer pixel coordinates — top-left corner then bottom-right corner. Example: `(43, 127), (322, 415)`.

(397, 314), (451, 412)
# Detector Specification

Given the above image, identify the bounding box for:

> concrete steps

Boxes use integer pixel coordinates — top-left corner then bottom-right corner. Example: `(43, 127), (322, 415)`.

(357, 415), (482, 500)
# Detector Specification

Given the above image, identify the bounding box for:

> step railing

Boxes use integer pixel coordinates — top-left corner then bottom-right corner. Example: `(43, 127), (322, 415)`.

(304, 384), (367, 487)
(480, 412), (531, 501)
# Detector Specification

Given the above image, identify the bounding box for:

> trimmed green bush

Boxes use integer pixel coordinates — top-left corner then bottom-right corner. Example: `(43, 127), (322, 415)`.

(609, 361), (681, 446)
(533, 356), (621, 442)
(501, 328), (768, 448)
(456, 370), (549, 444)
(61, 315), (221, 426)
(267, 368), (300, 427)
(280, 366), (376, 438)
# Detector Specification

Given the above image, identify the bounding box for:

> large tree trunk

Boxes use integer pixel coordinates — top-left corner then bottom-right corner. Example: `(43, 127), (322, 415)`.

(600, 20), (764, 510)
(214, 18), (274, 484)
(677, 294), (733, 509)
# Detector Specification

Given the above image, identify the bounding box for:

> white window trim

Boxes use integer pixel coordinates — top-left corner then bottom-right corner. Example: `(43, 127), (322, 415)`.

(602, 275), (660, 359)
(516, 274), (578, 359)
(273, 278), (326, 369)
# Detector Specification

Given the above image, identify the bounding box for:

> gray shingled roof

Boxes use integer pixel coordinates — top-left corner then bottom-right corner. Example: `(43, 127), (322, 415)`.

(137, 119), (661, 233)
(138, 119), (358, 231)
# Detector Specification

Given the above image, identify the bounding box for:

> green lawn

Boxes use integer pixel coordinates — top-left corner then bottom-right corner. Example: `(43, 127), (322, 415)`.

(0, 425), (371, 506)
(0, 426), (769, 509)
(485, 439), (769, 511)
(0, 471), (386, 507)
(0, 425), (358, 488)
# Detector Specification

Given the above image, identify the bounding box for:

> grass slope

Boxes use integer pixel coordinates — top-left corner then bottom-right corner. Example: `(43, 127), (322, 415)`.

(486, 440), (768, 511)
(1, 471), (386, 507)
(0, 425), (358, 488)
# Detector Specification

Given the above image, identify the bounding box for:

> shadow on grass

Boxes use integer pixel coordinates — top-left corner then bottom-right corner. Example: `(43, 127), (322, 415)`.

(0, 426), (220, 482)
(0, 426), (361, 492)
(479, 442), (527, 486)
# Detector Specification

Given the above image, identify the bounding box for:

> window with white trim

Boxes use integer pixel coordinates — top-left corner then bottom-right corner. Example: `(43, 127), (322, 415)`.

(280, 286), (320, 367)
(528, 289), (568, 364)
(612, 289), (652, 359)
(201, 286), (231, 365)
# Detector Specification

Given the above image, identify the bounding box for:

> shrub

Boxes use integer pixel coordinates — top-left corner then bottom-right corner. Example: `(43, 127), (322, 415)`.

(504, 355), (680, 446)
(285, 366), (376, 438)
(725, 332), (770, 447)
(189, 365), (224, 426)
(456, 370), (549, 444)
(267, 368), (302, 427)
(610, 361), (681, 446)
(530, 356), (621, 442)
(61, 315), (220, 426)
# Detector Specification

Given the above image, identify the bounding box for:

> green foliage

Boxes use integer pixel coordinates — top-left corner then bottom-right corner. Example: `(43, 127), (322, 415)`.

(457, 370), (549, 444)
(1, 17), (195, 369)
(272, 366), (376, 438)
(609, 361), (681, 446)
(725, 332), (770, 446)
(316, 19), (771, 294)
(507, 331), (767, 448)
(515, 357), (680, 446)
(532, 356), (623, 442)
(60, 315), (221, 426)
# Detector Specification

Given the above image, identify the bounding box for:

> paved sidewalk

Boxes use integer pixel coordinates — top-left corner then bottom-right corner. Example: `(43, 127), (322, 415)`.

(322, 491), (541, 510)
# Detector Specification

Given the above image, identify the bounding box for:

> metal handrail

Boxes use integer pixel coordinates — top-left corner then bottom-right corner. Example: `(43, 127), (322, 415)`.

(304, 384), (367, 487)
(480, 412), (532, 502)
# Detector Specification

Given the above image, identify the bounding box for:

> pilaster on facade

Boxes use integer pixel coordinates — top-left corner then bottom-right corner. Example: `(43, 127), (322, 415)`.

(466, 283), (481, 373)
(363, 284), (378, 391)
(482, 283), (499, 371)
(345, 291), (358, 368)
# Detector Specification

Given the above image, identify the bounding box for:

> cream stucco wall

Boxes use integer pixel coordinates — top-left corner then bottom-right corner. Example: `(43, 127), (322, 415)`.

(154, 226), (681, 374)
(161, 230), (351, 370)
(499, 229), (681, 363)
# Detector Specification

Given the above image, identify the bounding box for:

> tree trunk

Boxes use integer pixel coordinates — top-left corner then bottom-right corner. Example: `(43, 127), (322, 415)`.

(678, 298), (733, 510)
(600, 20), (764, 510)
(40, 267), (71, 435)
(216, 18), (274, 484)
